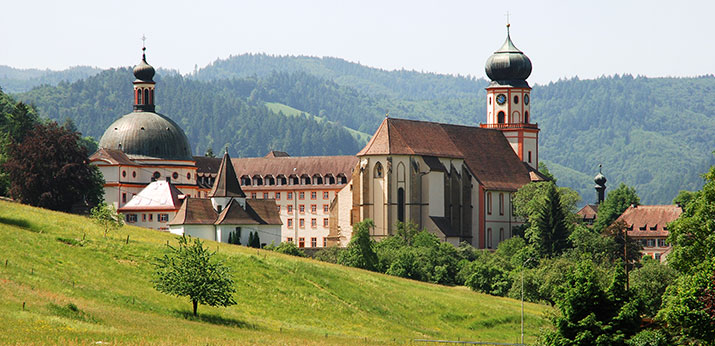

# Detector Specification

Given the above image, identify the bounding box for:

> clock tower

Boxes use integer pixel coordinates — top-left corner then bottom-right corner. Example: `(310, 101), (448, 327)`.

(481, 24), (540, 169)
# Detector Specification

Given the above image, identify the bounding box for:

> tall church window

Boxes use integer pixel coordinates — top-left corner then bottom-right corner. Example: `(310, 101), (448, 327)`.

(374, 162), (383, 178)
(144, 89), (149, 105)
(497, 111), (505, 124)
(499, 193), (504, 215)
(487, 192), (492, 215)
(487, 228), (492, 249)
(397, 187), (405, 223)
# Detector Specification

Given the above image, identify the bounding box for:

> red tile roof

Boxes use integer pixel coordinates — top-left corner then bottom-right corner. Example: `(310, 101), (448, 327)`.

(231, 155), (357, 178)
(577, 204), (599, 221)
(90, 148), (137, 166)
(169, 198), (218, 225)
(617, 205), (682, 238)
(358, 118), (531, 190)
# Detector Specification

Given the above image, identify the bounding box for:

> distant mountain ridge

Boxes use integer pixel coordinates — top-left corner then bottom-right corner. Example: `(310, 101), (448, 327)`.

(7, 54), (715, 204)
(0, 65), (103, 93)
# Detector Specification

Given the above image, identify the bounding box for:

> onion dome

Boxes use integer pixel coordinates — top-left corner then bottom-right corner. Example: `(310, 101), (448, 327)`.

(133, 48), (155, 82)
(485, 25), (532, 85)
(98, 111), (193, 160)
(594, 164), (607, 186)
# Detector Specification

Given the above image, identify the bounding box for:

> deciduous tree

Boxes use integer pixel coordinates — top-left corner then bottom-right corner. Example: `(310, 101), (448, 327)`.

(153, 235), (236, 316)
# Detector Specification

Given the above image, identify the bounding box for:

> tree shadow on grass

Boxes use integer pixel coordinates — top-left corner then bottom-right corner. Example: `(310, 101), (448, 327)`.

(174, 310), (260, 330)
(0, 216), (37, 232)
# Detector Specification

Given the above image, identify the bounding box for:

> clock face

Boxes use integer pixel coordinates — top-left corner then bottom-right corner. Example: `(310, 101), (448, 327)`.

(496, 94), (507, 105)
(524, 94), (530, 105)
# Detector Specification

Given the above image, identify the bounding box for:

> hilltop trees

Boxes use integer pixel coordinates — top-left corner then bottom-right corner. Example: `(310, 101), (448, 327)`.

(153, 235), (236, 316)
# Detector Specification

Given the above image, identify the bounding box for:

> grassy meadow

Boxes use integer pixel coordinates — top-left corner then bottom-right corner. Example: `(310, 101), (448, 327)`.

(0, 200), (551, 345)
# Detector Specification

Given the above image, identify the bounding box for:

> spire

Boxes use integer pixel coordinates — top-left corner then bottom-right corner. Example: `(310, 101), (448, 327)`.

(209, 151), (246, 198)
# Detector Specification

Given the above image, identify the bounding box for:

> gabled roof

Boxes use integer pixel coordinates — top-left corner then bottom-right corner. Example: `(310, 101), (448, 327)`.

(209, 152), (246, 198)
(265, 150), (290, 158)
(215, 199), (282, 225)
(231, 155), (356, 178)
(430, 216), (461, 238)
(524, 163), (550, 182)
(90, 148), (137, 166)
(118, 180), (183, 212)
(169, 198), (218, 225)
(617, 205), (682, 237)
(358, 118), (531, 190)
(577, 204), (599, 221)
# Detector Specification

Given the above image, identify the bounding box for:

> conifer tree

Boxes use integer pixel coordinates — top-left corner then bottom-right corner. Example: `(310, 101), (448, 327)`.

(525, 183), (571, 257)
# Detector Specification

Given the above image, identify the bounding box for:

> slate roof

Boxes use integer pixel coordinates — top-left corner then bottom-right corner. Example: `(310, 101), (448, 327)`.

(209, 152), (246, 198)
(430, 216), (461, 238)
(169, 198), (218, 225)
(617, 205), (682, 238)
(90, 148), (138, 166)
(358, 118), (532, 191)
(194, 156), (221, 175)
(118, 180), (184, 212)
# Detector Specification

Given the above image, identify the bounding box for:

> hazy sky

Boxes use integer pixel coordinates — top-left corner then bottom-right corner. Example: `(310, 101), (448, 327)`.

(2, 0), (713, 84)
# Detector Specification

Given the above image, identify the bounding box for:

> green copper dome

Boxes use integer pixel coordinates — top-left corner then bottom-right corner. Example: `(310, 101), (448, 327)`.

(485, 25), (532, 87)
(99, 111), (193, 161)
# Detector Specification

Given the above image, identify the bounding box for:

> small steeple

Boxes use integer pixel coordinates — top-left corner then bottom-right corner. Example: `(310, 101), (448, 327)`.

(594, 164), (607, 204)
(209, 151), (246, 198)
(132, 36), (156, 112)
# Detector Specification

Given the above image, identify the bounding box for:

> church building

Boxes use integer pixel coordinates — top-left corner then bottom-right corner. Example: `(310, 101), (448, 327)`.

(91, 24), (546, 250)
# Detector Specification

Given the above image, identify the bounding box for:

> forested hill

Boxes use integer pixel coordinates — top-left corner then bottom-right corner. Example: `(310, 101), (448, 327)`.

(9, 54), (715, 205)
(194, 53), (488, 100)
(15, 69), (363, 157)
(0, 65), (102, 93)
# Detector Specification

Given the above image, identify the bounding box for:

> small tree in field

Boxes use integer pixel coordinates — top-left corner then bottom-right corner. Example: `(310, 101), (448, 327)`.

(90, 202), (123, 237)
(153, 235), (236, 316)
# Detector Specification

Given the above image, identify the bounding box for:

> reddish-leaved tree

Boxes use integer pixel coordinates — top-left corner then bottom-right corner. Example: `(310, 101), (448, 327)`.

(2, 121), (103, 212)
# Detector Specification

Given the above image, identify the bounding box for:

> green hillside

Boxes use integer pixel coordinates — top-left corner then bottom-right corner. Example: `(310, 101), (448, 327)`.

(265, 102), (371, 144)
(0, 200), (549, 344)
(0, 65), (102, 93)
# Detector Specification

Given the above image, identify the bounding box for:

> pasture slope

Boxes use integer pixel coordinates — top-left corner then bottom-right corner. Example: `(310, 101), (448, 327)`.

(0, 200), (550, 345)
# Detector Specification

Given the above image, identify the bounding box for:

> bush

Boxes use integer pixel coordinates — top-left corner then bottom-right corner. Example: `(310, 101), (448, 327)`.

(626, 330), (669, 346)
(313, 246), (343, 263)
(272, 241), (306, 257)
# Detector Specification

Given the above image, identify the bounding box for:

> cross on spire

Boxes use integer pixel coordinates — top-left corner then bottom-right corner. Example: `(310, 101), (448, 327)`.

(141, 34), (147, 60)
(505, 11), (511, 27)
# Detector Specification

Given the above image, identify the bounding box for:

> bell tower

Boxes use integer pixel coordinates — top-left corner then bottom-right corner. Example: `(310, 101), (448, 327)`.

(481, 24), (540, 169)
(133, 36), (156, 112)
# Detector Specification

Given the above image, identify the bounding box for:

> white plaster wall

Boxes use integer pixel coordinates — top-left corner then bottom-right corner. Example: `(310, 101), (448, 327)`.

(335, 183), (353, 246)
(183, 225), (217, 241)
(427, 171), (444, 217)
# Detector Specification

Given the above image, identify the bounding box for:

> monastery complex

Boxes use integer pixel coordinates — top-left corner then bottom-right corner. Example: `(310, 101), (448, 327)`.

(90, 25), (549, 249)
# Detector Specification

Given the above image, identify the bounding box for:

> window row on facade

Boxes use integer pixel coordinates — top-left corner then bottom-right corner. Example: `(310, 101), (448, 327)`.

(285, 218), (329, 228)
(125, 213), (169, 223)
(285, 236), (328, 248)
(239, 173), (348, 187)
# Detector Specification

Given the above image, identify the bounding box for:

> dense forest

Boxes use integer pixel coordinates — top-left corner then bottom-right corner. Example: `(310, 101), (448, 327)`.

(9, 54), (715, 204)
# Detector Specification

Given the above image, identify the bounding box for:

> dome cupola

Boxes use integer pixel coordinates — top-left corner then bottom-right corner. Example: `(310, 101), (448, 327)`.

(485, 24), (532, 86)
(133, 47), (155, 82)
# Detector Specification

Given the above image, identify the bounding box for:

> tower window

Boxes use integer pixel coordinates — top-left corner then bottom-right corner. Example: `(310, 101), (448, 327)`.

(150, 89), (154, 104)
(497, 111), (505, 124)
(144, 89), (149, 105)
(524, 111), (529, 123)
(528, 151), (532, 163)
(137, 89), (142, 104)
(514, 95), (519, 104)
(488, 97), (492, 105)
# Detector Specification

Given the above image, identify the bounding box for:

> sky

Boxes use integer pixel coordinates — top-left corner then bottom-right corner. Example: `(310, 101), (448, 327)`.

(2, 0), (713, 84)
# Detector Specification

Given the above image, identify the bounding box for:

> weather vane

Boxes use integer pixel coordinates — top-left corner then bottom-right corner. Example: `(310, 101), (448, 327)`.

(141, 34), (147, 52)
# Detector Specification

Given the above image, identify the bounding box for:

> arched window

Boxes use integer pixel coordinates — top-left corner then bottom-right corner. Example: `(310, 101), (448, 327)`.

(137, 89), (142, 104)
(150, 89), (154, 104)
(487, 228), (493, 249)
(487, 192), (492, 214)
(374, 162), (383, 178)
(497, 111), (505, 124)
(499, 228), (505, 242)
(499, 193), (504, 215)
(253, 175), (263, 186)
(524, 111), (529, 123)
(313, 174), (323, 185)
(397, 187), (405, 223)
(144, 89), (149, 105)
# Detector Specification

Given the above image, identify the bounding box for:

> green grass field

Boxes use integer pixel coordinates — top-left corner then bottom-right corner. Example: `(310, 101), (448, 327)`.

(264, 102), (372, 145)
(0, 200), (551, 345)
